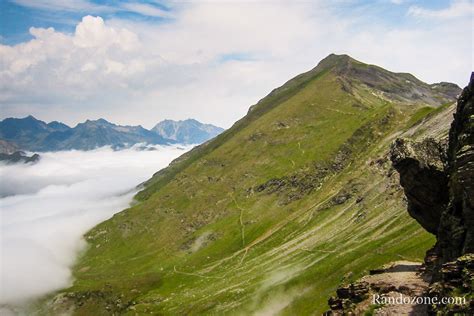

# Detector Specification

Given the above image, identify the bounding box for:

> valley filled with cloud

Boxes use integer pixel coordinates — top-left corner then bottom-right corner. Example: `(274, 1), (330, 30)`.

(0, 145), (189, 308)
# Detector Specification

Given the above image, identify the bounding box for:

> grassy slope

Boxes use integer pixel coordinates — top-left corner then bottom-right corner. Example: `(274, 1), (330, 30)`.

(43, 57), (458, 315)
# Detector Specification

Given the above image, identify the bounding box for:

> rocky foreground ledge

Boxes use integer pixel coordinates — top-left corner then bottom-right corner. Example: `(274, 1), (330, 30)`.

(325, 255), (473, 315)
(326, 261), (430, 315)
(326, 74), (474, 315)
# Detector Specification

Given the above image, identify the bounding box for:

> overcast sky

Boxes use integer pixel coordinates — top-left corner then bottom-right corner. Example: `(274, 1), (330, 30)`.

(0, 0), (472, 128)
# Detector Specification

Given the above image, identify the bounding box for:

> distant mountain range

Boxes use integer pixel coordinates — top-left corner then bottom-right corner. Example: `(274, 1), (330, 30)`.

(0, 116), (224, 152)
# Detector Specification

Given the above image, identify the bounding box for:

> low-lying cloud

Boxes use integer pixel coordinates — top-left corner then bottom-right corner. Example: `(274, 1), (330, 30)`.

(0, 145), (190, 308)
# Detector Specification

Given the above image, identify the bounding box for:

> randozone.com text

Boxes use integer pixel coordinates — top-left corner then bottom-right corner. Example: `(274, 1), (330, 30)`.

(373, 294), (466, 305)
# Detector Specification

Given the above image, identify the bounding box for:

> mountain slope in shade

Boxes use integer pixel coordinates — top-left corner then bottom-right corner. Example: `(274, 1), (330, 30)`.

(0, 115), (55, 151)
(40, 54), (463, 315)
(152, 119), (224, 144)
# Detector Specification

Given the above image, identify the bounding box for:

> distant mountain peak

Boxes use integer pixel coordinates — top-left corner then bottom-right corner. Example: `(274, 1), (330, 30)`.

(183, 118), (199, 123)
(152, 119), (224, 144)
(48, 121), (70, 131)
(81, 118), (114, 127)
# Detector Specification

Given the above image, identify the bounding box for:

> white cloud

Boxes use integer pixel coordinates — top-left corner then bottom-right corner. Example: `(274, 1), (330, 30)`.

(73, 16), (139, 50)
(0, 15), (165, 120)
(0, 2), (472, 129)
(0, 145), (190, 306)
(408, 0), (474, 19)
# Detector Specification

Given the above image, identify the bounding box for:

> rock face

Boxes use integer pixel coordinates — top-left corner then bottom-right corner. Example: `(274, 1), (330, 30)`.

(440, 73), (474, 262)
(428, 254), (474, 314)
(390, 138), (449, 234)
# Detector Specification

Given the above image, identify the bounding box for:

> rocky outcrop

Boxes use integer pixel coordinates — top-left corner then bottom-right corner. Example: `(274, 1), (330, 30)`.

(428, 254), (474, 314)
(327, 282), (370, 312)
(390, 138), (449, 234)
(439, 73), (474, 262)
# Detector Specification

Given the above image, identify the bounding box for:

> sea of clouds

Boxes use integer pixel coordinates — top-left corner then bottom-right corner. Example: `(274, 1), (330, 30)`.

(0, 145), (190, 309)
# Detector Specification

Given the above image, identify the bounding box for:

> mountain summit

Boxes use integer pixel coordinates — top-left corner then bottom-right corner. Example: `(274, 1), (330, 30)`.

(40, 54), (464, 315)
(317, 54), (460, 104)
(299, 53), (459, 105)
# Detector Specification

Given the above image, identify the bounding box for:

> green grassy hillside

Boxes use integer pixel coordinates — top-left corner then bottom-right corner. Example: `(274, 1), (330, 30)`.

(42, 54), (460, 315)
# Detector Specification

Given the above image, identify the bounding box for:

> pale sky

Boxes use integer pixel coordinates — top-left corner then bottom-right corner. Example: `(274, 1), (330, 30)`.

(0, 0), (473, 128)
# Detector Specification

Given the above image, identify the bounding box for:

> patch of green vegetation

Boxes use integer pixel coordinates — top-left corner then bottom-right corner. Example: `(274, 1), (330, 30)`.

(405, 101), (455, 129)
(405, 106), (436, 128)
(38, 56), (455, 315)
